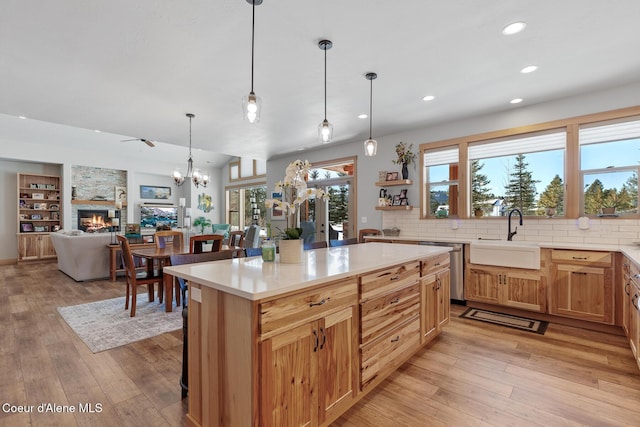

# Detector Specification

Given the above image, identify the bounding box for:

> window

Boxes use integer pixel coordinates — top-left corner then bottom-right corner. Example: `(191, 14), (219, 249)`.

(468, 130), (566, 216)
(423, 147), (459, 217)
(225, 184), (267, 231)
(580, 118), (640, 216)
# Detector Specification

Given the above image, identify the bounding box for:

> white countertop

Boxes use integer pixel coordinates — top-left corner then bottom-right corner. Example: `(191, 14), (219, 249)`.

(366, 235), (640, 266)
(163, 242), (450, 301)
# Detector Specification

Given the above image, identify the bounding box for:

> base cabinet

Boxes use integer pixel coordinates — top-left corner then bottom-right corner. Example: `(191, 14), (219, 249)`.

(260, 306), (356, 427)
(420, 269), (450, 344)
(17, 233), (56, 261)
(466, 264), (545, 312)
(549, 250), (614, 324)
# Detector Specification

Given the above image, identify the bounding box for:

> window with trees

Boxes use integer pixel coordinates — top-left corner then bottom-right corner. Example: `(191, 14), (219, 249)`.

(579, 118), (639, 216)
(423, 147), (459, 217)
(468, 130), (566, 216)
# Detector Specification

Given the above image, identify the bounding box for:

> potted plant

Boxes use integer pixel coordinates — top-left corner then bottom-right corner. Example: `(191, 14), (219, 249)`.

(473, 206), (484, 217)
(265, 160), (329, 263)
(601, 195), (618, 215)
(392, 142), (416, 180)
(192, 216), (212, 234)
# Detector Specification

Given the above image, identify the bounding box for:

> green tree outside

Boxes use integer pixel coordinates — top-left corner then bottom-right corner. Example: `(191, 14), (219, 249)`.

(504, 154), (539, 215)
(538, 174), (564, 215)
(471, 159), (493, 214)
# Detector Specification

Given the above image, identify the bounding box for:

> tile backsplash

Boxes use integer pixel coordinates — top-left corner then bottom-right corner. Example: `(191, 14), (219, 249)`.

(382, 211), (640, 245)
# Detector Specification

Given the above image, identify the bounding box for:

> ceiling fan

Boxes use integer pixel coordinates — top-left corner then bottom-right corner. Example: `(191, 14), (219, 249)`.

(121, 138), (155, 147)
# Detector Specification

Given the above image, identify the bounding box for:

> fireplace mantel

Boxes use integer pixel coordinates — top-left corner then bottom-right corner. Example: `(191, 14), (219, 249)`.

(71, 200), (128, 207)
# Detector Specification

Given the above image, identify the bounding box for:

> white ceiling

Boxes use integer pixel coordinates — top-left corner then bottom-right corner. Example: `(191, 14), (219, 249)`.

(2, 0), (640, 167)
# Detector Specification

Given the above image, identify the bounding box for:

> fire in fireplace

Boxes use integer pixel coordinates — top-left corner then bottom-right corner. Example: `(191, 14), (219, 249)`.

(77, 209), (117, 232)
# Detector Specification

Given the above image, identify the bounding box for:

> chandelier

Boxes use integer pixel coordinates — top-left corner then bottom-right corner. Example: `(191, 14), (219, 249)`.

(171, 113), (209, 188)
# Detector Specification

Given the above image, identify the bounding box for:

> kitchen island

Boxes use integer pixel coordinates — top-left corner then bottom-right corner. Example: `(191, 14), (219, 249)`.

(164, 242), (451, 427)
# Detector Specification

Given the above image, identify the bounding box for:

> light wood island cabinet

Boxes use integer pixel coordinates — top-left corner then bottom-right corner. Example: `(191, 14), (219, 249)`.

(164, 243), (451, 427)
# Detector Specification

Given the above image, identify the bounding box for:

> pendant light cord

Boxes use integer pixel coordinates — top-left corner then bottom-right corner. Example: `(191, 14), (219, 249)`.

(324, 46), (327, 120)
(369, 78), (373, 139)
(250, 0), (256, 92)
(188, 115), (192, 157)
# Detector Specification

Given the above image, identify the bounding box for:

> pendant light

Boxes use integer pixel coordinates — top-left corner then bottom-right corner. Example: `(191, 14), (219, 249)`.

(364, 72), (378, 156)
(171, 113), (209, 188)
(242, 0), (263, 123)
(318, 39), (333, 143)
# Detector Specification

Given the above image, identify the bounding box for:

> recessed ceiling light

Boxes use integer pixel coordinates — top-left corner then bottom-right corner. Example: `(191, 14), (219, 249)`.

(502, 21), (526, 35)
(422, 95), (435, 102)
(510, 98), (523, 104)
(18, 116), (27, 119)
(358, 114), (368, 119)
(94, 129), (101, 133)
(520, 65), (538, 74)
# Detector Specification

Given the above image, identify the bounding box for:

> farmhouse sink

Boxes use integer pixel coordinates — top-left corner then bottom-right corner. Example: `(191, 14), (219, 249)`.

(469, 240), (541, 270)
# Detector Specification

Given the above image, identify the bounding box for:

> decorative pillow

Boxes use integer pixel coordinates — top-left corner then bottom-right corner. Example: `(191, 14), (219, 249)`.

(67, 230), (84, 236)
(213, 229), (227, 236)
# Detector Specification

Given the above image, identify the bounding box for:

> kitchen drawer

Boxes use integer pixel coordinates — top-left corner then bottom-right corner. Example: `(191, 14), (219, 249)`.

(421, 252), (450, 277)
(360, 316), (420, 390)
(360, 283), (420, 345)
(551, 250), (612, 266)
(259, 277), (357, 338)
(359, 261), (420, 301)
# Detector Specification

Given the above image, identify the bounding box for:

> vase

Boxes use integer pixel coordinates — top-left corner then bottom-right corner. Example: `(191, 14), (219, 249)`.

(279, 239), (304, 264)
(401, 163), (409, 180)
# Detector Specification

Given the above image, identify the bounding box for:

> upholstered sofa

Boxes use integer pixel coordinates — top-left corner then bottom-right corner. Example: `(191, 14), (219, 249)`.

(49, 231), (112, 281)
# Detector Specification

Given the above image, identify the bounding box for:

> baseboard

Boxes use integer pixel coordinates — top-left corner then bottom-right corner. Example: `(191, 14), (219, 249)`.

(466, 301), (624, 336)
(0, 258), (17, 266)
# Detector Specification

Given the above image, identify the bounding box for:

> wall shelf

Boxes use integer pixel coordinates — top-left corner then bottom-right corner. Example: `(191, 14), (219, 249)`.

(375, 179), (412, 187)
(375, 205), (413, 211)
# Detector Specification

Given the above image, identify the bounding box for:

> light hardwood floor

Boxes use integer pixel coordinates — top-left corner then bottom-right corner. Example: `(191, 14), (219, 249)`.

(3, 261), (640, 426)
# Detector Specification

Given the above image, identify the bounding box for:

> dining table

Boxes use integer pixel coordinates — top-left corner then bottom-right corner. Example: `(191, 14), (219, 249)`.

(131, 244), (242, 312)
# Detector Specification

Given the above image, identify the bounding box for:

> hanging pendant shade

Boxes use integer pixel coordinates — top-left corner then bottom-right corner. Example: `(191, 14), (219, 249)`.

(364, 72), (378, 156)
(243, 0), (263, 123)
(318, 39), (333, 143)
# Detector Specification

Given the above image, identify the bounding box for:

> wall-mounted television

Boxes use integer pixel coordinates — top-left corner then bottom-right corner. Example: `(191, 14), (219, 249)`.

(140, 205), (178, 229)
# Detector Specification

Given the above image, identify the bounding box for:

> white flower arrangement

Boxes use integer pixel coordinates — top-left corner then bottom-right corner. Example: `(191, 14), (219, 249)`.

(265, 160), (329, 239)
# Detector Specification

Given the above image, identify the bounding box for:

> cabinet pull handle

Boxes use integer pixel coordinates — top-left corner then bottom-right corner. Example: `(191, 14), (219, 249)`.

(625, 283), (631, 296)
(436, 277), (441, 290)
(390, 275), (400, 281)
(390, 336), (400, 343)
(434, 262), (441, 266)
(633, 294), (639, 310)
(389, 297), (400, 304)
(572, 256), (588, 260)
(319, 328), (326, 350)
(313, 330), (319, 352)
(572, 272), (588, 275)
(309, 298), (328, 307)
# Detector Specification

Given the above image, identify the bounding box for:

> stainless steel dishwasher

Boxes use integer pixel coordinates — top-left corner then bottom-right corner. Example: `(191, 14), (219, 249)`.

(419, 241), (465, 304)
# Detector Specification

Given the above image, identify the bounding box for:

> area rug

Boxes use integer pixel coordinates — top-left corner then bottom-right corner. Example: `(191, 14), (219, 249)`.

(57, 294), (182, 353)
(460, 307), (548, 335)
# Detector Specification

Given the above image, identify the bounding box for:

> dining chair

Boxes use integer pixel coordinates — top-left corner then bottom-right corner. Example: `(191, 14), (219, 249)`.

(117, 235), (163, 317)
(189, 234), (224, 253)
(155, 230), (184, 249)
(228, 230), (245, 247)
(169, 250), (234, 399)
(304, 241), (328, 250)
(358, 228), (382, 243)
(329, 237), (359, 247)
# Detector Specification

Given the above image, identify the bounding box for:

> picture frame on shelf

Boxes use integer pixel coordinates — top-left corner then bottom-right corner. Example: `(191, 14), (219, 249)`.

(20, 223), (34, 232)
(32, 193), (44, 199)
(20, 193), (29, 199)
(271, 191), (283, 217)
(115, 186), (127, 203)
(51, 212), (60, 220)
(386, 172), (399, 181)
(19, 214), (29, 220)
(31, 214), (42, 220)
(48, 193), (59, 200)
(34, 225), (47, 232)
(400, 189), (407, 198)
(33, 202), (47, 210)
(399, 198), (409, 206)
(19, 200), (26, 208)
(49, 204), (59, 210)
(392, 195), (401, 206)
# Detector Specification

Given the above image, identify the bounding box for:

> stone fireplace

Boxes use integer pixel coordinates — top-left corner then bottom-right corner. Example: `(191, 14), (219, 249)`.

(77, 209), (118, 232)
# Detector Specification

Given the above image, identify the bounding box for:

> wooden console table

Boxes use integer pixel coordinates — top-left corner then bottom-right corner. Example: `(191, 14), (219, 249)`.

(107, 242), (155, 281)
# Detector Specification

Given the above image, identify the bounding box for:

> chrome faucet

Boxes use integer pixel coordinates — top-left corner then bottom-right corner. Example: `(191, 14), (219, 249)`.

(507, 208), (523, 241)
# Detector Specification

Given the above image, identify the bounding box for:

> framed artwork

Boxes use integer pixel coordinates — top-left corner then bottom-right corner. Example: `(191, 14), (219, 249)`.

(115, 186), (127, 203)
(197, 193), (213, 213)
(34, 225), (47, 232)
(31, 214), (42, 220)
(33, 203), (47, 210)
(271, 192), (283, 217)
(32, 193), (44, 199)
(125, 223), (140, 235)
(386, 172), (399, 181)
(139, 185), (171, 199)
(20, 223), (34, 232)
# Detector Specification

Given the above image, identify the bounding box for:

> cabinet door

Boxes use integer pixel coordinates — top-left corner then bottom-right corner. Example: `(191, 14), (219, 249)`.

(18, 234), (41, 260)
(317, 307), (357, 425)
(261, 323), (314, 427)
(436, 270), (450, 330)
(420, 275), (437, 344)
(466, 266), (500, 304)
(503, 270), (545, 312)
(551, 263), (613, 323)
(622, 259), (631, 337)
(40, 234), (57, 258)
